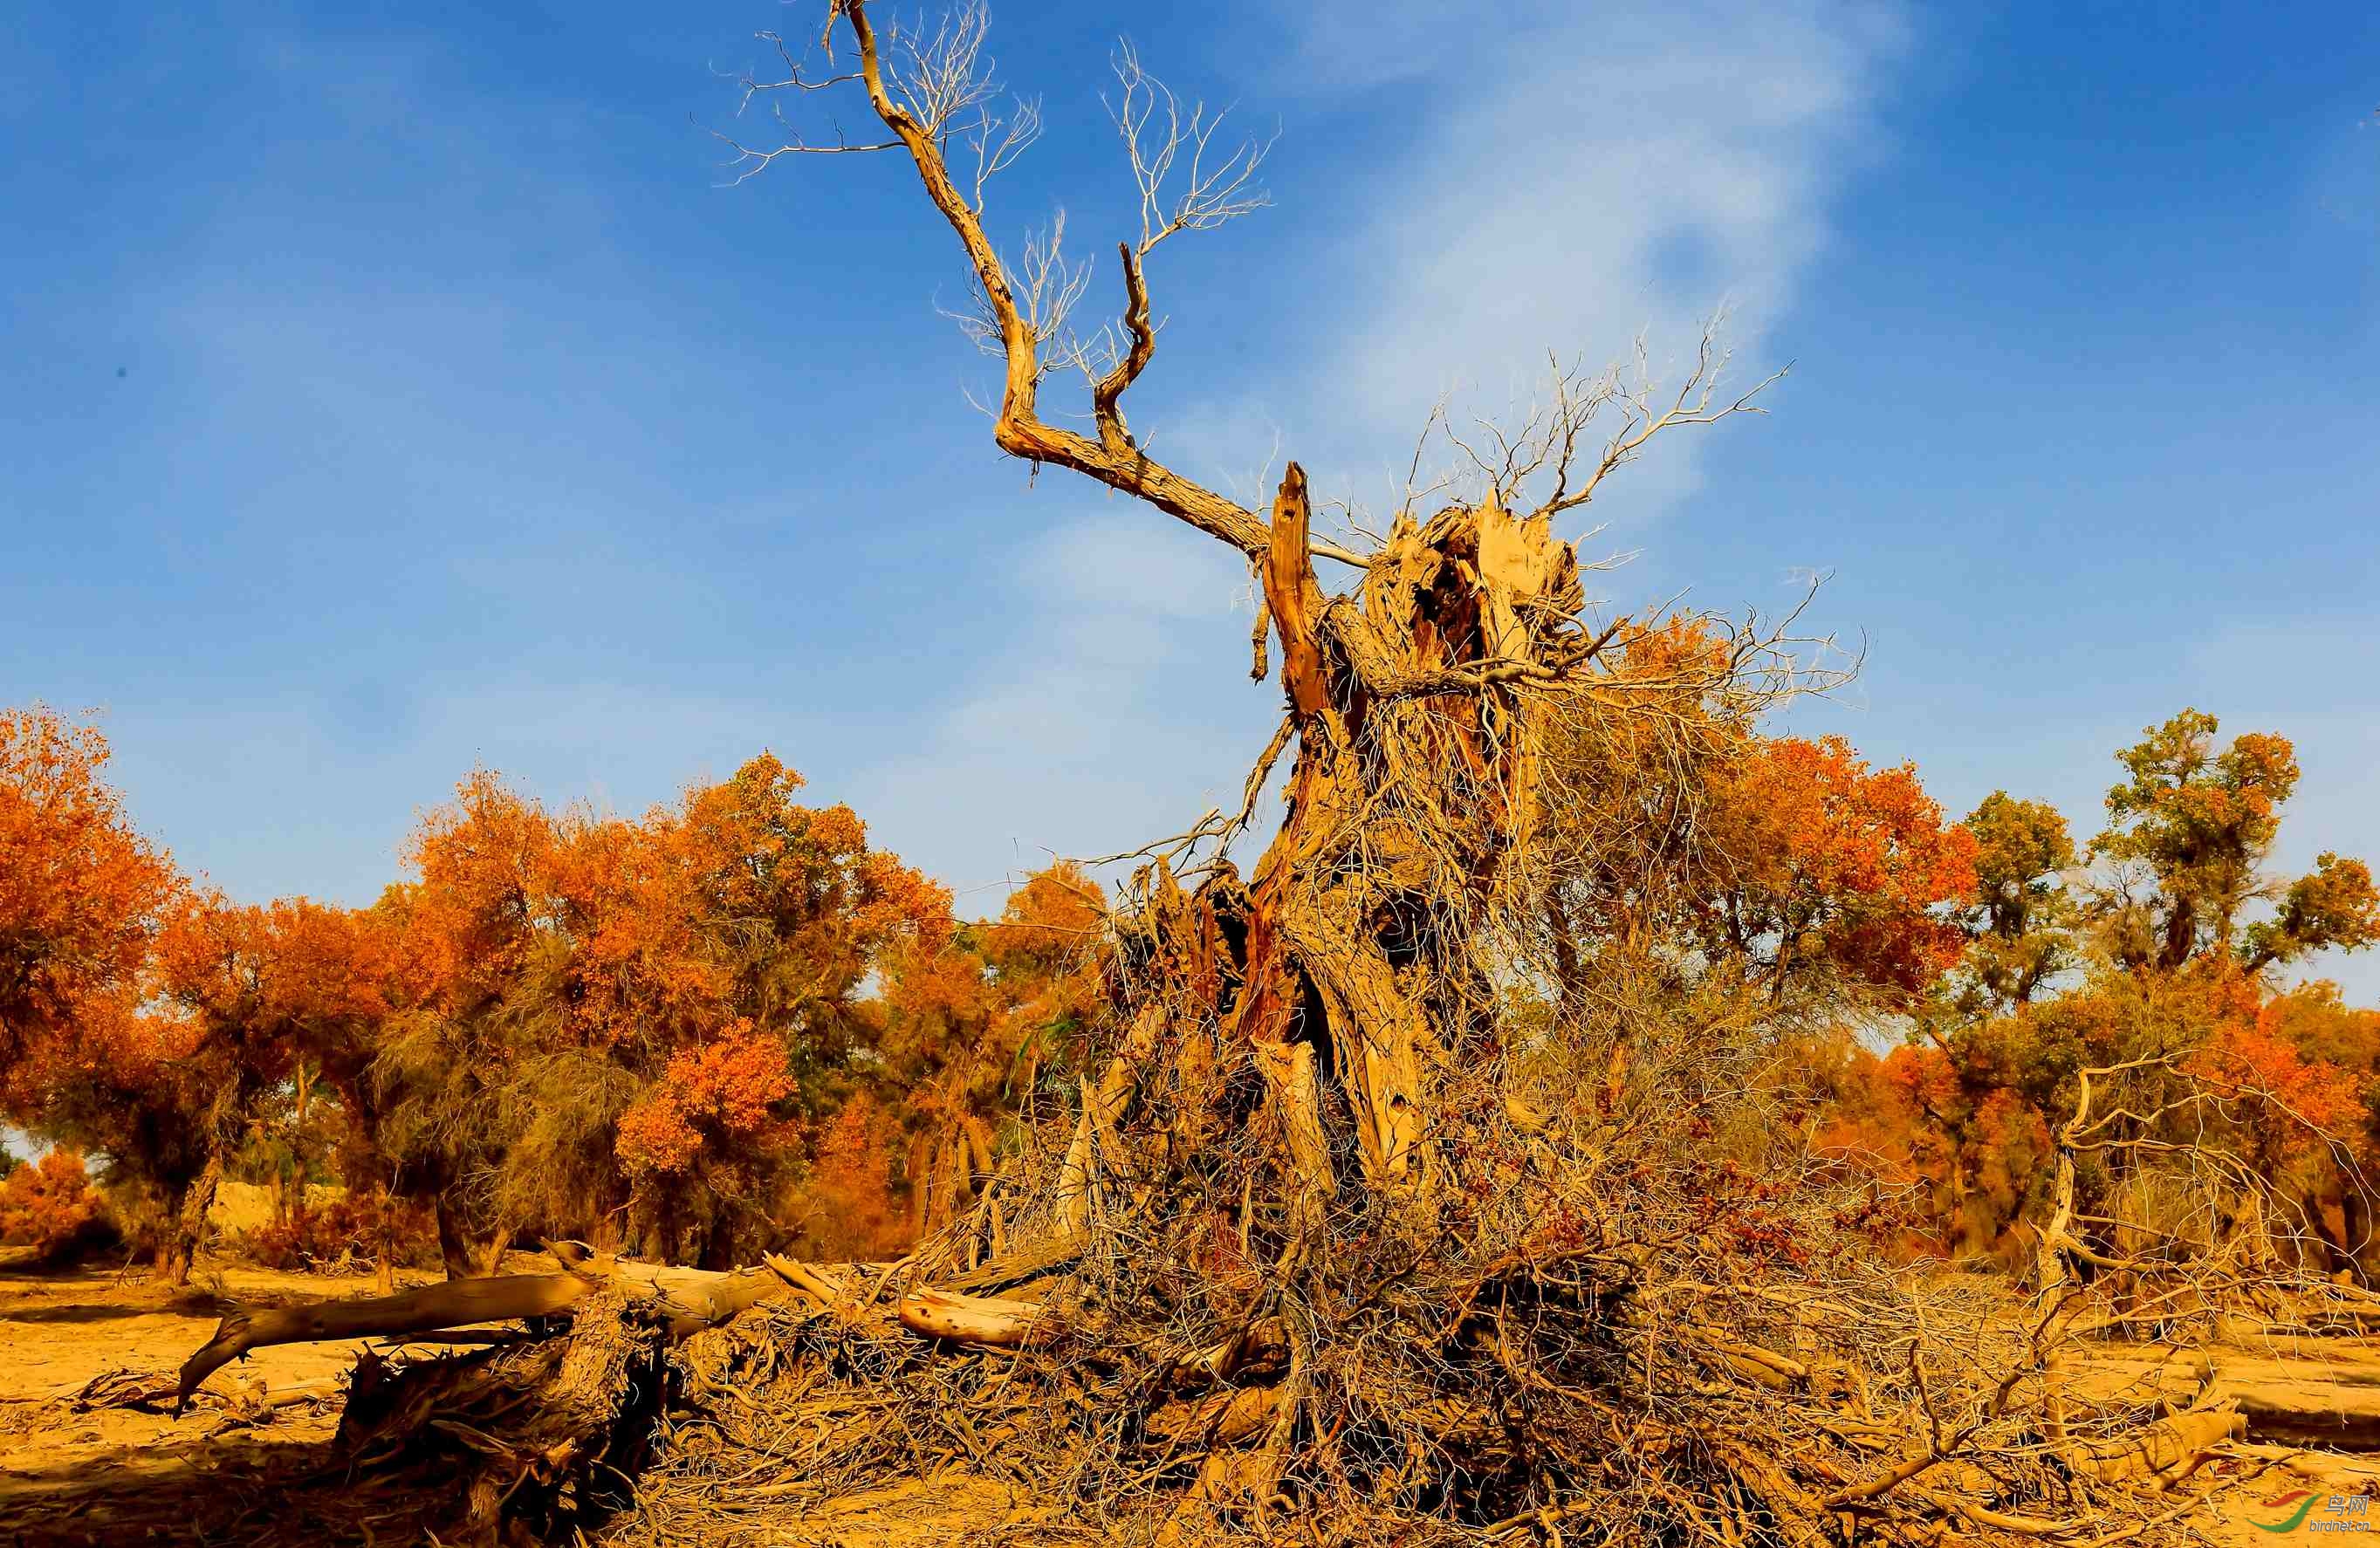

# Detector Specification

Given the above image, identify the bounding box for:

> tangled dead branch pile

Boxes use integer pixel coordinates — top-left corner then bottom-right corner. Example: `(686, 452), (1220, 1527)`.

(172, 464), (2364, 1547)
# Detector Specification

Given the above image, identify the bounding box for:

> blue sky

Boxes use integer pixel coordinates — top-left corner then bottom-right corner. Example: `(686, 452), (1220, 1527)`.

(4, 2), (2376, 991)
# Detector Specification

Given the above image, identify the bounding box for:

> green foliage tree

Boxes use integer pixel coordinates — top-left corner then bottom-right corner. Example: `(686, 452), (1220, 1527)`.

(2091, 709), (2378, 973)
(1859, 711), (2380, 1269)
(1955, 791), (2080, 1011)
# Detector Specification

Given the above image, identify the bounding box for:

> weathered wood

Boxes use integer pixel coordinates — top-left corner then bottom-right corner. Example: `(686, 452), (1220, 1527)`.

(895, 1286), (1055, 1347)
(1252, 1038), (1334, 1252)
(1263, 465), (1330, 722)
(2068, 1401), (2244, 1483)
(1058, 999), (1165, 1240)
(2075, 1341), (2380, 1448)
(175, 1251), (802, 1410)
(176, 1272), (597, 1410)
(552, 1243), (792, 1336)
(1285, 903), (1431, 1194)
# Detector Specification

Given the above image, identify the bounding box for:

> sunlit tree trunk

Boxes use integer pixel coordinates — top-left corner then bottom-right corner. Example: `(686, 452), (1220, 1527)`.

(159, 1152), (221, 1287)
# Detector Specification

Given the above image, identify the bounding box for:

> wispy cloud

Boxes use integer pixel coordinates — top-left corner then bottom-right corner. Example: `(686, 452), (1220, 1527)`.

(1217, 0), (1909, 529)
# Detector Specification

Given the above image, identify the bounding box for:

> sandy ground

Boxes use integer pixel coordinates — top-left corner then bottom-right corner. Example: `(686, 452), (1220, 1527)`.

(6, 1246), (2380, 1545)
(0, 1249), (1042, 1546)
(0, 1250), (450, 1544)
(1, 1258), (410, 1402)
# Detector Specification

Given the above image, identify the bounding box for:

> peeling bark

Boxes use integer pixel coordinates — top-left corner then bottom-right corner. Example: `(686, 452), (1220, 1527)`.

(1251, 1038), (1334, 1253)
(895, 1286), (1055, 1346)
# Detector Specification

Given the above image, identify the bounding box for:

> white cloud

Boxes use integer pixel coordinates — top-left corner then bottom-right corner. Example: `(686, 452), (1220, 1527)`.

(1236, 0), (1909, 530)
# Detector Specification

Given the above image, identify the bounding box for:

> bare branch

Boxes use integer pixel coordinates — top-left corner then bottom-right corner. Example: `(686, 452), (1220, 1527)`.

(721, 4), (1039, 209)
(965, 92), (1041, 214)
(710, 28), (898, 182)
(1105, 39), (1275, 259)
(806, 1), (1368, 565)
(883, 1), (1001, 141)
(1531, 320), (1787, 523)
(1014, 211), (1094, 364)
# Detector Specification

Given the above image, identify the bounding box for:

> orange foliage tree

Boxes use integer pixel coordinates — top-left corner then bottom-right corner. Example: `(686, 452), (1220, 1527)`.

(142, 894), (398, 1280)
(14, 687), (2375, 1294)
(0, 1147), (111, 1261)
(0, 709), (209, 1274)
(1698, 735), (1979, 1005)
(0, 707), (180, 1095)
(5, 712), (964, 1278)
(1540, 635), (1978, 1019)
(374, 755), (949, 1270)
(0, 715), (987, 1277)
(871, 861), (1108, 1243)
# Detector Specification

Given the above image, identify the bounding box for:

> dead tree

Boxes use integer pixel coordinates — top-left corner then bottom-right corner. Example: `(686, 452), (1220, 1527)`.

(170, 6), (2368, 1544)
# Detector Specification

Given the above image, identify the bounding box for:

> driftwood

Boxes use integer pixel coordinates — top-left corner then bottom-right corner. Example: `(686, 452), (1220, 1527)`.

(892, 1285), (1056, 1346)
(174, 1248), (804, 1410)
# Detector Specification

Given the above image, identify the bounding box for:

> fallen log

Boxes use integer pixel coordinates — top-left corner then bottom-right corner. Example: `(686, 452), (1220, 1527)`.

(177, 1271), (594, 1411)
(2072, 1342), (2380, 1448)
(175, 1250), (803, 1411)
(171, 1240), (1082, 1414)
(2068, 1401), (2244, 1483)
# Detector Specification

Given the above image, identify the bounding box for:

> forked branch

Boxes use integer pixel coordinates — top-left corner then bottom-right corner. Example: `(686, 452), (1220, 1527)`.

(730, 1), (1364, 566)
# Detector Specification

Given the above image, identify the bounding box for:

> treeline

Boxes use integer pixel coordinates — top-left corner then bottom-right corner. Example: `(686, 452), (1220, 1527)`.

(1530, 628), (2379, 1275)
(1805, 714), (2380, 1271)
(3, 675), (2376, 1284)
(0, 710), (1099, 1282)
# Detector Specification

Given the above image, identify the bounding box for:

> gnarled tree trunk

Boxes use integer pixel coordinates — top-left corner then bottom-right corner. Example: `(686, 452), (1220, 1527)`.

(156, 1151), (220, 1286)
(434, 1193), (511, 1279)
